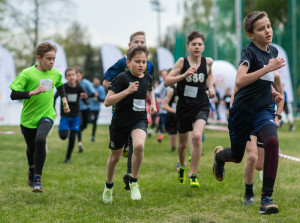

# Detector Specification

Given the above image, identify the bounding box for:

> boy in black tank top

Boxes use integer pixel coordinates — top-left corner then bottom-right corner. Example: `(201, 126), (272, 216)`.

(212, 11), (285, 214)
(164, 31), (215, 188)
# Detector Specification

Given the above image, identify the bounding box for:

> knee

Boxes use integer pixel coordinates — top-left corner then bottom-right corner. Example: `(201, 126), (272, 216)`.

(247, 153), (258, 165)
(265, 137), (279, 149)
(59, 131), (68, 140)
(35, 135), (46, 145)
(255, 163), (263, 171)
(109, 153), (122, 163)
(192, 133), (202, 144)
(178, 142), (188, 150)
(133, 143), (144, 154)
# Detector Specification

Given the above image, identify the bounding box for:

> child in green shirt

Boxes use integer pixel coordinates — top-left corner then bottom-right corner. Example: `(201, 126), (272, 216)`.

(10, 42), (70, 192)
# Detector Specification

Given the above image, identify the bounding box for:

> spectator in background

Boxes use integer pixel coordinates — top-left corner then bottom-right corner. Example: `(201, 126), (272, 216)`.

(75, 67), (98, 153)
(89, 75), (107, 142)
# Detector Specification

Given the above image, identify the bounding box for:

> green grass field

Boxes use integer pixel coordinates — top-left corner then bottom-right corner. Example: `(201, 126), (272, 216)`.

(0, 121), (299, 223)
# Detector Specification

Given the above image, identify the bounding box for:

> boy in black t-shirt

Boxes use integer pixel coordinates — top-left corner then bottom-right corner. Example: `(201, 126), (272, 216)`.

(54, 68), (88, 163)
(102, 46), (156, 204)
(212, 11), (285, 214)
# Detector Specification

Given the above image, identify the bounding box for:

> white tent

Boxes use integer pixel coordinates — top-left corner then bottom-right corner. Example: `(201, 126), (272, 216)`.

(0, 45), (16, 104)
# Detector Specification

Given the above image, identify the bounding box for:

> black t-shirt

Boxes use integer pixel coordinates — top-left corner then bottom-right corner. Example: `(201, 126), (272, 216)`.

(54, 83), (85, 117)
(109, 70), (153, 129)
(233, 42), (278, 114)
(167, 85), (178, 117)
(176, 57), (210, 120)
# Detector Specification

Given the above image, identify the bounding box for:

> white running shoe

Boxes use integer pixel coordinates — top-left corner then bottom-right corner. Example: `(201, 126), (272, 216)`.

(102, 186), (113, 204)
(130, 182), (141, 200)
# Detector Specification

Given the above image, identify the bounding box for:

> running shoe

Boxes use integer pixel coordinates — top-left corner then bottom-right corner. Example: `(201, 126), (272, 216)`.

(64, 158), (70, 164)
(32, 176), (43, 192)
(102, 186), (113, 204)
(91, 136), (95, 142)
(78, 145), (84, 153)
(213, 146), (225, 181)
(27, 168), (34, 187)
(259, 196), (279, 214)
(123, 173), (131, 190)
(130, 182), (141, 200)
(188, 154), (191, 162)
(157, 135), (163, 143)
(177, 167), (186, 185)
(189, 174), (200, 188)
(243, 195), (254, 205)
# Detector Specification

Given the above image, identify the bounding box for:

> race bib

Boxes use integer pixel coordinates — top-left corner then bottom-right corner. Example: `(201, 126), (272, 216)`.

(184, 85), (198, 98)
(133, 99), (145, 111)
(67, 93), (78, 102)
(40, 79), (53, 91)
(260, 65), (274, 82)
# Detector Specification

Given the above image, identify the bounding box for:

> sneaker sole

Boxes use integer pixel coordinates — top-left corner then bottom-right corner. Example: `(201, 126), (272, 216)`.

(259, 206), (279, 214)
(213, 146), (224, 181)
(190, 184), (200, 188)
(131, 196), (141, 201)
(32, 188), (43, 193)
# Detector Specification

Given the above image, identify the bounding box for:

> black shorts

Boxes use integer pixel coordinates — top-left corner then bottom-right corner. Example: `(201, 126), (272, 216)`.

(165, 114), (178, 135)
(108, 120), (148, 150)
(250, 131), (264, 148)
(177, 110), (209, 133)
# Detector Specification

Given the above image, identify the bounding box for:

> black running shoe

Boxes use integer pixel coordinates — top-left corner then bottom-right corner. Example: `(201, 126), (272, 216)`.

(259, 196), (279, 214)
(78, 145), (84, 153)
(32, 176), (44, 192)
(213, 146), (225, 181)
(123, 173), (131, 190)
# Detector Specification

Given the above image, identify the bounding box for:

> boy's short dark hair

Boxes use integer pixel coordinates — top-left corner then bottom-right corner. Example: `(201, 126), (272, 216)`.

(94, 74), (101, 80)
(243, 11), (269, 33)
(74, 66), (83, 75)
(130, 31), (146, 43)
(187, 31), (205, 45)
(65, 67), (74, 77)
(126, 46), (149, 61)
(36, 42), (57, 57)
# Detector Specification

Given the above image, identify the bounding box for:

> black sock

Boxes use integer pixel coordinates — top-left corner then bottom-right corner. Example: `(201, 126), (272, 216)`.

(106, 181), (114, 189)
(245, 183), (254, 196)
(130, 177), (137, 183)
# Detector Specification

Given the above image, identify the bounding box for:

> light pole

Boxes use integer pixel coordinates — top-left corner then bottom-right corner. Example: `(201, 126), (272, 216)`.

(150, 0), (164, 47)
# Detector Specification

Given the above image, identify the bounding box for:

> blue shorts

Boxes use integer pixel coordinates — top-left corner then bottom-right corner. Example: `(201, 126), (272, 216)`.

(228, 106), (275, 145)
(59, 116), (81, 132)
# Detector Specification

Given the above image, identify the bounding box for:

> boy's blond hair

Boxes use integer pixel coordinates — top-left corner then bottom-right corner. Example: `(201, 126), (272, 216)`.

(130, 31), (146, 43)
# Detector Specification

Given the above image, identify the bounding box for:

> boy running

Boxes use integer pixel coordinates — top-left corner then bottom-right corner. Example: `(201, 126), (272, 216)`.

(103, 31), (154, 190)
(10, 42), (70, 192)
(54, 68), (88, 163)
(164, 30), (215, 188)
(212, 11), (285, 214)
(102, 46), (156, 203)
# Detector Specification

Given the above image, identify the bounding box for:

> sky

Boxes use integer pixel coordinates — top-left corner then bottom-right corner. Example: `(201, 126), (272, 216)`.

(72, 0), (184, 48)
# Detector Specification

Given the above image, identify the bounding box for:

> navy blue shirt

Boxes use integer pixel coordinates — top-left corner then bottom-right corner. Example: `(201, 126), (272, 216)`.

(104, 57), (154, 82)
(232, 42), (278, 114)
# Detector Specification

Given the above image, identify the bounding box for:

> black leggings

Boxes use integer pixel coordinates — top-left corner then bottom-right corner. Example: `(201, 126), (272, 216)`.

(90, 110), (99, 137)
(78, 109), (89, 142)
(218, 124), (279, 197)
(21, 118), (53, 175)
(59, 130), (77, 160)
